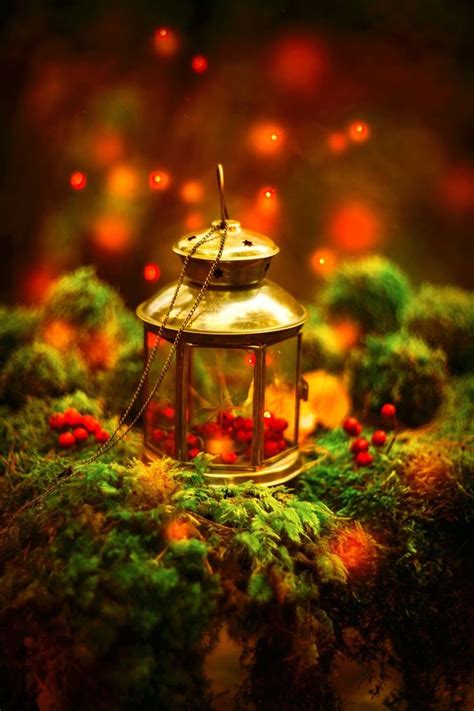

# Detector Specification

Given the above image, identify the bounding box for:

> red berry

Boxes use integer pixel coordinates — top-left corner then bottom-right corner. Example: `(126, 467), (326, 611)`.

(95, 430), (110, 444)
(73, 427), (89, 443)
(271, 417), (288, 433)
(188, 448), (200, 459)
(64, 408), (82, 428)
(162, 406), (175, 420)
(355, 451), (374, 467)
(201, 422), (220, 437)
(235, 429), (252, 443)
(233, 416), (245, 430)
(381, 403), (396, 418)
(221, 451), (237, 464)
(343, 417), (362, 437)
(218, 412), (234, 428)
(350, 437), (369, 454)
(243, 417), (253, 431)
(80, 415), (101, 433)
(163, 440), (176, 456)
(372, 430), (387, 447)
(165, 430), (175, 440)
(275, 439), (287, 453)
(264, 428), (278, 441)
(58, 431), (75, 448)
(49, 413), (66, 430)
(264, 441), (279, 458)
(186, 433), (199, 447)
(151, 428), (166, 444)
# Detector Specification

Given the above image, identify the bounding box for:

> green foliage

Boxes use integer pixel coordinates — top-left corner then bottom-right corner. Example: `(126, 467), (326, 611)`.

(0, 307), (39, 366)
(405, 284), (474, 373)
(302, 310), (345, 373)
(348, 332), (448, 426)
(1, 342), (70, 406)
(42, 266), (123, 330)
(321, 257), (411, 334)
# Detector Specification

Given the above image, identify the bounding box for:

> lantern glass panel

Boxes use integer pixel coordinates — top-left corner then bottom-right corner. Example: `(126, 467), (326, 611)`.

(144, 331), (176, 457)
(263, 337), (298, 459)
(187, 346), (256, 464)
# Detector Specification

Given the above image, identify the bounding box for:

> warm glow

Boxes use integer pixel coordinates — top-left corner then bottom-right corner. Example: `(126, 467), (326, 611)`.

(106, 164), (139, 199)
(70, 171), (87, 190)
(147, 332), (159, 348)
(165, 519), (191, 540)
(441, 166), (474, 211)
(92, 130), (124, 166)
(331, 319), (362, 351)
(272, 35), (327, 93)
(327, 132), (348, 154)
(310, 248), (337, 275)
(23, 268), (55, 303)
(264, 410), (272, 419)
(180, 180), (204, 204)
(43, 320), (76, 350)
(246, 352), (257, 366)
(93, 214), (133, 252)
(184, 211), (205, 231)
(153, 27), (179, 57)
(348, 120), (371, 144)
(191, 55), (208, 73)
(328, 201), (381, 251)
(248, 122), (286, 156)
(149, 170), (171, 191)
(332, 525), (377, 575)
(143, 263), (161, 282)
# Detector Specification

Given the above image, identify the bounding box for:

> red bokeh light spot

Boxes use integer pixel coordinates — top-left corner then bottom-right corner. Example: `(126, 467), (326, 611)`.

(191, 55), (208, 73)
(143, 263), (161, 282)
(310, 248), (337, 275)
(180, 180), (204, 204)
(273, 35), (327, 93)
(327, 132), (348, 154)
(149, 170), (171, 191)
(153, 27), (179, 57)
(246, 353), (257, 366)
(348, 120), (371, 144)
(70, 171), (87, 190)
(329, 201), (381, 251)
(93, 214), (133, 252)
(248, 122), (286, 156)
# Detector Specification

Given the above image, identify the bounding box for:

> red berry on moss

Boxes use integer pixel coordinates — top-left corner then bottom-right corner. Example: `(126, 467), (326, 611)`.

(188, 447), (200, 459)
(372, 430), (387, 446)
(355, 451), (374, 467)
(95, 430), (110, 444)
(73, 427), (88, 443)
(221, 451), (237, 464)
(64, 408), (82, 428)
(49, 413), (66, 430)
(58, 431), (75, 448)
(350, 437), (369, 454)
(381, 403), (396, 418)
(343, 417), (362, 437)
(81, 415), (101, 433)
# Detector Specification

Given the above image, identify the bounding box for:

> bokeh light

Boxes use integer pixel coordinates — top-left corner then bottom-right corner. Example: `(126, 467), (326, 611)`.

(184, 211), (205, 231)
(92, 214), (133, 252)
(310, 248), (337, 275)
(153, 27), (179, 57)
(248, 122), (286, 156)
(143, 263), (161, 282)
(328, 201), (381, 251)
(348, 120), (371, 144)
(22, 267), (55, 303)
(149, 170), (171, 191)
(180, 180), (204, 204)
(441, 165), (474, 212)
(106, 164), (139, 199)
(70, 171), (87, 190)
(272, 35), (327, 93)
(327, 132), (348, 154)
(91, 129), (124, 166)
(191, 55), (208, 74)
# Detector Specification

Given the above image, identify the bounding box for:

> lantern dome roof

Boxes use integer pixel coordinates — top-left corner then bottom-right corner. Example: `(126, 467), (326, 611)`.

(136, 278), (307, 339)
(173, 220), (279, 262)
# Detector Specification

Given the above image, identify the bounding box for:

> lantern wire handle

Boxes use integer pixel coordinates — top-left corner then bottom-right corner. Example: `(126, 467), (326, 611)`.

(217, 163), (229, 226)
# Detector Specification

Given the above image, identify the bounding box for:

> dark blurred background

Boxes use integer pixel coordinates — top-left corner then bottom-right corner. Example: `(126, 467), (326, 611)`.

(1, 0), (474, 308)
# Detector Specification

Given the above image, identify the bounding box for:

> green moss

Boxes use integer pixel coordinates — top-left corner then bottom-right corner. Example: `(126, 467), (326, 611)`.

(347, 332), (448, 426)
(1, 343), (70, 406)
(321, 257), (411, 334)
(0, 307), (39, 366)
(405, 284), (474, 373)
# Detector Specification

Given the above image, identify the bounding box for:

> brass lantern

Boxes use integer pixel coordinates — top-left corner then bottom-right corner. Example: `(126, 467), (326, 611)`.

(136, 169), (308, 485)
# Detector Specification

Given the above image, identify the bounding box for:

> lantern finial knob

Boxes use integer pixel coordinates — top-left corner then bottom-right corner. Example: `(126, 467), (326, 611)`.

(216, 163), (229, 226)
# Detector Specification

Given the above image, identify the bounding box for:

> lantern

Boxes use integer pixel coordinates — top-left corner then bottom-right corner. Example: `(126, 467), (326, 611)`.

(136, 167), (308, 485)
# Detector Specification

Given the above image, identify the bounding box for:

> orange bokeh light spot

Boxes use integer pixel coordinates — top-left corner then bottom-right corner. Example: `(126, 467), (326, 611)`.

(70, 171), (87, 190)
(331, 319), (362, 351)
(107, 164), (139, 199)
(165, 520), (192, 540)
(310, 248), (337, 275)
(348, 120), (371, 144)
(180, 180), (204, 204)
(43, 319), (76, 350)
(246, 353), (257, 366)
(153, 27), (179, 57)
(248, 122), (286, 156)
(191, 55), (208, 73)
(143, 263), (161, 282)
(149, 170), (171, 191)
(327, 132), (348, 154)
(93, 214), (133, 252)
(273, 35), (327, 93)
(92, 130), (124, 166)
(329, 201), (381, 251)
(184, 211), (205, 231)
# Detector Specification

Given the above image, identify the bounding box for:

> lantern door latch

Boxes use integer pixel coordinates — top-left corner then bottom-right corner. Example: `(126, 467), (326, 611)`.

(298, 376), (309, 402)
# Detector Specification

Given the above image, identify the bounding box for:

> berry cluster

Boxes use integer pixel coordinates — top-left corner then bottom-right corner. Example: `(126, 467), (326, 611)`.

(148, 405), (289, 464)
(49, 408), (110, 449)
(342, 403), (396, 467)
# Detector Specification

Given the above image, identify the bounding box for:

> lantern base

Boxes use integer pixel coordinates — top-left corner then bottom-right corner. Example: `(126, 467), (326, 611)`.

(143, 447), (304, 487)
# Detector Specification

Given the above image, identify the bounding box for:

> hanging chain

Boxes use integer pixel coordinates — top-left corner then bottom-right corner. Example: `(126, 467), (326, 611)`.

(3, 223), (228, 526)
